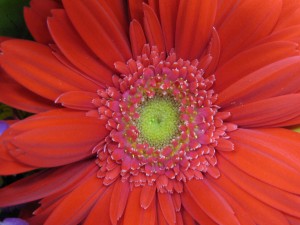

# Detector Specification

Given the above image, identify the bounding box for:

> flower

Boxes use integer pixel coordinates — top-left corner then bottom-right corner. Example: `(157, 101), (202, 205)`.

(1, 0), (300, 224)
(0, 218), (28, 225)
(0, 121), (8, 135)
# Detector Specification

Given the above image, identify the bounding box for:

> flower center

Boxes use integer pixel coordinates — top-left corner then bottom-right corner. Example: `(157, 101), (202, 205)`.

(137, 97), (179, 148)
(93, 45), (236, 192)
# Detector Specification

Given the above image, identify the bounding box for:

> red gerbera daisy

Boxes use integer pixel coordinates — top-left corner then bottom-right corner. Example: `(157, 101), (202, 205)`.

(1, 0), (300, 224)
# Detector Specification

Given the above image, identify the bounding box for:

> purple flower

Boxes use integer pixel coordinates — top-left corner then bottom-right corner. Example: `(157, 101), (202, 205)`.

(0, 121), (9, 135)
(0, 218), (28, 225)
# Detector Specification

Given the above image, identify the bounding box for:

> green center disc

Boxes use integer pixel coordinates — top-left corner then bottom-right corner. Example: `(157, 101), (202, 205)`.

(137, 97), (180, 147)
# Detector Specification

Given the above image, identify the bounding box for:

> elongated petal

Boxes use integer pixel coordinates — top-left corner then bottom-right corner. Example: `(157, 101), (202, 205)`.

(185, 179), (239, 225)
(48, 9), (114, 86)
(215, 41), (300, 92)
(84, 185), (115, 225)
(44, 176), (105, 225)
(228, 94), (300, 127)
(0, 160), (95, 207)
(143, 3), (165, 52)
(218, 0), (282, 64)
(220, 128), (300, 194)
(55, 91), (98, 111)
(24, 0), (61, 44)
(1, 40), (99, 100)
(110, 180), (130, 225)
(218, 155), (300, 217)
(158, 192), (176, 225)
(3, 110), (108, 167)
(123, 187), (142, 225)
(208, 175), (290, 225)
(0, 68), (55, 113)
(159, 0), (179, 52)
(218, 56), (300, 108)
(181, 189), (217, 225)
(129, 20), (146, 59)
(175, 0), (217, 59)
(63, 0), (131, 68)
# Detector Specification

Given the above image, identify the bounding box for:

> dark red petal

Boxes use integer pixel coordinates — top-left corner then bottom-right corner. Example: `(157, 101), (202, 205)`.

(63, 0), (131, 68)
(215, 41), (300, 92)
(217, 56), (300, 108)
(143, 3), (166, 52)
(128, 0), (144, 24)
(1, 40), (99, 100)
(221, 128), (300, 194)
(55, 91), (99, 111)
(0, 68), (55, 113)
(129, 20), (147, 59)
(4, 110), (108, 167)
(24, 0), (61, 44)
(48, 9), (114, 86)
(218, 0), (282, 64)
(159, 0), (179, 52)
(175, 0), (217, 59)
(218, 155), (300, 217)
(185, 179), (240, 225)
(228, 94), (300, 127)
(0, 160), (95, 207)
(45, 175), (106, 225)
(110, 180), (130, 225)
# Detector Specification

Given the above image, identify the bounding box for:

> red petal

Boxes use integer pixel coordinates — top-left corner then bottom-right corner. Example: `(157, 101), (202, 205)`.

(208, 174), (290, 225)
(1, 40), (99, 100)
(221, 128), (300, 194)
(128, 0), (144, 24)
(83, 184), (115, 225)
(63, 0), (131, 68)
(215, 41), (300, 92)
(143, 3), (165, 52)
(55, 91), (98, 111)
(218, 155), (300, 217)
(48, 9), (114, 86)
(217, 56), (300, 108)
(218, 0), (282, 64)
(158, 192), (176, 225)
(129, 20), (146, 59)
(140, 184), (156, 209)
(181, 189), (216, 225)
(24, 0), (61, 44)
(175, 0), (217, 59)
(123, 187), (142, 225)
(45, 175), (106, 225)
(184, 179), (240, 225)
(158, 0), (179, 52)
(5, 110), (108, 167)
(140, 194), (156, 225)
(0, 68), (55, 113)
(273, 0), (300, 31)
(0, 160), (95, 207)
(110, 180), (130, 225)
(228, 94), (300, 127)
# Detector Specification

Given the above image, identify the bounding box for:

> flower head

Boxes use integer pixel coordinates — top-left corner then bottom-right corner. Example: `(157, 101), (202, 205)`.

(1, 0), (300, 225)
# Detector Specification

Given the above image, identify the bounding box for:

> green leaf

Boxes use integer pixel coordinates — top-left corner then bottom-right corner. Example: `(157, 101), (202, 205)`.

(0, 0), (31, 38)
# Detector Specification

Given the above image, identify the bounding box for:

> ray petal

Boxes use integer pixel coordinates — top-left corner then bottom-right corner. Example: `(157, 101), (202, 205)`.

(175, 0), (217, 59)
(48, 9), (114, 86)
(1, 40), (99, 101)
